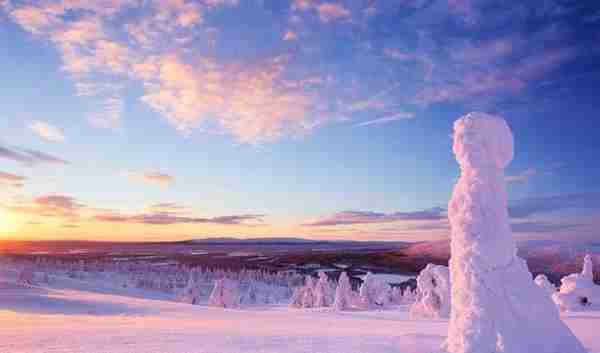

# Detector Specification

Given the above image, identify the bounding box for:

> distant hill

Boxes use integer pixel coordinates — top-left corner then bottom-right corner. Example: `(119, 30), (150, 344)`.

(396, 239), (600, 284)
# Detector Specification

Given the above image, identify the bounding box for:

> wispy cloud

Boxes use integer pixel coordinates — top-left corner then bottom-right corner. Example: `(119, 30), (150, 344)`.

(505, 168), (538, 183)
(510, 221), (581, 234)
(291, 1), (351, 23)
(95, 212), (264, 226)
(6, 194), (85, 221)
(0, 145), (69, 166)
(28, 121), (65, 142)
(508, 192), (600, 218)
(303, 207), (446, 226)
(139, 55), (315, 143)
(126, 171), (175, 187)
(355, 112), (415, 127)
(4, 0), (320, 143)
(315, 3), (351, 23)
(506, 162), (564, 183)
(0, 171), (26, 188)
(5, 193), (265, 227)
(146, 202), (190, 214)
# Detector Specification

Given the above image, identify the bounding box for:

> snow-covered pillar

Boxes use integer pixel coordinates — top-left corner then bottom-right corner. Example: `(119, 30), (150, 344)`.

(445, 112), (586, 353)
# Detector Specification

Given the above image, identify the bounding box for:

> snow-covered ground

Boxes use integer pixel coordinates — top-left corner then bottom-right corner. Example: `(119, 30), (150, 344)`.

(2, 279), (599, 353)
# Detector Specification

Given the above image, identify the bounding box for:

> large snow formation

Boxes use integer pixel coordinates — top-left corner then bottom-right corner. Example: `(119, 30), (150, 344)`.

(553, 255), (600, 311)
(445, 112), (586, 353)
(409, 264), (450, 319)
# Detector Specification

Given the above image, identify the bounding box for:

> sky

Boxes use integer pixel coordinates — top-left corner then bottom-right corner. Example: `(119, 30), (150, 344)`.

(1, 0), (600, 242)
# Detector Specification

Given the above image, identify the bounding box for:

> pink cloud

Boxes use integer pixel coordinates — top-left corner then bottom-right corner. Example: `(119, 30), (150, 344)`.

(7, 194), (85, 220)
(28, 121), (65, 142)
(139, 55), (315, 143)
(127, 171), (175, 187)
(291, 1), (351, 23)
(0, 171), (26, 188)
(316, 3), (351, 22)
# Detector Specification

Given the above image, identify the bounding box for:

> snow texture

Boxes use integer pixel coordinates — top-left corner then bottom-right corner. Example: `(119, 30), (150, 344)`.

(409, 264), (450, 319)
(553, 255), (600, 311)
(445, 112), (586, 353)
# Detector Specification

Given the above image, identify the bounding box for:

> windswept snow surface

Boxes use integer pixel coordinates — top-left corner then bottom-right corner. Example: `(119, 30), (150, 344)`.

(1, 281), (599, 353)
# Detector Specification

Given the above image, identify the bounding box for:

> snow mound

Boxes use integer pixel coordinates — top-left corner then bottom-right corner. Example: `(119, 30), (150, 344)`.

(553, 255), (600, 311)
(445, 112), (586, 353)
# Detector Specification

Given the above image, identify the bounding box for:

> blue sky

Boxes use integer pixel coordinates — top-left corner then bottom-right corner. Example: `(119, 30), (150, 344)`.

(1, 0), (599, 241)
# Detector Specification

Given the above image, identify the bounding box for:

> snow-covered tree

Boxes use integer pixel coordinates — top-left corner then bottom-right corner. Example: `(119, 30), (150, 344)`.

(208, 278), (240, 308)
(179, 275), (203, 304)
(333, 272), (353, 311)
(16, 266), (34, 286)
(356, 272), (391, 309)
(553, 254), (600, 311)
(301, 275), (315, 308)
(444, 112), (585, 353)
(313, 272), (334, 307)
(409, 264), (450, 319)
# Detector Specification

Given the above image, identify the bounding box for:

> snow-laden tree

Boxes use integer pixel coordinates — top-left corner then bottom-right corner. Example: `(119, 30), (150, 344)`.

(313, 271), (335, 307)
(333, 272), (354, 311)
(553, 255), (600, 311)
(301, 275), (316, 308)
(356, 272), (391, 309)
(444, 112), (586, 353)
(208, 278), (240, 308)
(534, 274), (557, 296)
(402, 288), (417, 303)
(409, 264), (450, 319)
(16, 266), (34, 286)
(180, 275), (204, 304)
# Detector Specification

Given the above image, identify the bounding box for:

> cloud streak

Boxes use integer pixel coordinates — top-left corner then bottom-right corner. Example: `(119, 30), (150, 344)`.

(355, 112), (415, 127)
(303, 207), (446, 226)
(127, 171), (174, 187)
(0, 171), (26, 188)
(94, 212), (264, 226)
(508, 192), (600, 219)
(0, 145), (69, 166)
